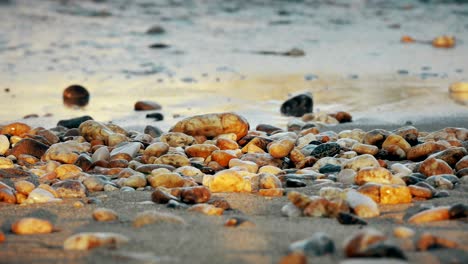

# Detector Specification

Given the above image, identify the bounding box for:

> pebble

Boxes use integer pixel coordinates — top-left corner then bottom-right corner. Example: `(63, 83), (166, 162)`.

(268, 138), (295, 158)
(336, 212), (367, 225)
(176, 186), (211, 204)
(289, 232), (335, 256)
(355, 167), (393, 186)
(319, 164), (342, 174)
(228, 159), (258, 173)
(75, 153), (93, 171)
(429, 147), (467, 167)
(280, 92), (313, 117)
(393, 226), (415, 238)
(63, 232), (129, 250)
(408, 185), (433, 199)
(170, 112), (249, 140)
(407, 142), (446, 161)
(208, 169), (244, 192)
(79, 120), (127, 147)
(455, 155), (468, 171)
(188, 203), (224, 216)
(92, 208), (119, 222)
(0, 157), (13, 169)
(83, 175), (111, 192)
(57, 115), (93, 129)
(448, 203), (468, 219)
(54, 164), (83, 180)
(337, 169), (357, 184)
(43, 141), (91, 164)
(352, 143), (379, 156)
(147, 171), (185, 188)
(144, 142), (169, 158)
(344, 154), (380, 171)
(281, 202), (303, 217)
(1, 122), (31, 136)
(0, 135), (9, 155)
(355, 242), (406, 259)
(419, 157), (453, 177)
(63, 85), (90, 107)
(151, 188), (179, 204)
(416, 232), (458, 251)
(259, 188), (284, 197)
(408, 206), (450, 224)
(14, 180), (35, 195)
(344, 228), (387, 257)
(185, 144), (219, 159)
(309, 142), (341, 159)
(153, 154), (191, 168)
(345, 190), (380, 218)
(52, 180), (87, 198)
(278, 253), (307, 264)
(425, 175), (454, 189)
(133, 210), (185, 227)
(167, 199), (190, 209)
(259, 173), (282, 189)
(11, 217), (53, 235)
(146, 25), (165, 34)
(134, 100), (162, 111)
(10, 138), (50, 159)
(92, 146), (110, 162)
(363, 129), (389, 147)
(224, 217), (255, 227)
(25, 188), (62, 203)
(286, 179), (307, 187)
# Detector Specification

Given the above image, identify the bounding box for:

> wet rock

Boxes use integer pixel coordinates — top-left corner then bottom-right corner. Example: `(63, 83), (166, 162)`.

(43, 141), (91, 164)
(0, 135), (9, 156)
(286, 179), (307, 188)
(280, 93), (313, 117)
(355, 167), (393, 185)
(455, 155), (468, 171)
(416, 232), (458, 251)
(419, 157), (453, 177)
(448, 203), (468, 219)
(408, 206), (450, 224)
(143, 142), (169, 158)
(289, 232), (335, 256)
(380, 185), (412, 204)
(408, 185), (433, 199)
(210, 150), (237, 167)
(310, 143), (340, 159)
(177, 186), (211, 204)
(216, 137), (239, 150)
(352, 143), (379, 156)
(256, 124), (283, 134)
(121, 174), (147, 188)
(133, 210), (185, 228)
(1, 122), (31, 136)
(393, 126), (419, 146)
(456, 168), (468, 178)
(63, 85), (90, 107)
(345, 190), (380, 218)
(407, 142), (447, 161)
(259, 173), (282, 189)
(281, 202), (303, 217)
(336, 212), (367, 225)
(92, 146), (109, 162)
(170, 112), (249, 140)
(224, 217), (255, 227)
(151, 188), (179, 204)
(11, 217), (53, 235)
(268, 138), (295, 158)
(92, 208), (119, 222)
(363, 129), (390, 147)
(344, 228), (387, 258)
(185, 144), (219, 159)
(52, 180), (87, 198)
(393, 226), (415, 238)
(63, 232), (129, 250)
(79, 120), (127, 146)
(429, 147), (467, 167)
(188, 203), (224, 216)
(147, 170), (185, 188)
(57, 116), (93, 129)
(9, 138), (49, 159)
(134, 100), (162, 111)
(344, 154), (380, 171)
(241, 152), (283, 167)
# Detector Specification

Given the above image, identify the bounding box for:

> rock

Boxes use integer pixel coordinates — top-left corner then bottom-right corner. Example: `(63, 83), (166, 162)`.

(416, 232), (459, 251)
(144, 125), (163, 138)
(43, 141), (91, 164)
(0, 186), (16, 204)
(433, 190), (450, 198)
(216, 137), (239, 150)
(134, 100), (162, 111)
(92, 146), (110, 162)
(419, 157), (453, 177)
(144, 142), (169, 158)
(356, 242), (406, 259)
(393, 226), (415, 238)
(259, 173), (282, 189)
(0, 157), (13, 169)
(208, 169), (244, 192)
(382, 134), (411, 153)
(425, 175), (454, 189)
(278, 253), (307, 264)
(286, 179), (307, 188)
(380, 185), (412, 204)
(0, 135), (9, 155)
(407, 142), (446, 161)
(344, 154), (380, 171)
(0, 230), (4, 243)
(224, 217), (255, 227)
(166, 200), (189, 209)
(281, 202), (303, 217)
(310, 143), (341, 159)
(63, 85), (90, 107)
(352, 143), (379, 156)
(457, 168), (468, 178)
(54, 164), (83, 180)
(357, 183), (381, 203)
(133, 211), (185, 228)
(448, 203), (468, 219)
(57, 115), (93, 129)
(455, 155), (468, 171)
(355, 167), (393, 185)
(153, 154), (190, 168)
(336, 212), (367, 225)
(318, 164), (341, 174)
(170, 112), (249, 140)
(79, 120), (127, 146)
(345, 190), (380, 218)
(52, 180), (87, 198)
(75, 153), (93, 171)
(429, 147), (467, 167)
(11, 217), (53, 235)
(363, 129), (390, 147)
(1, 122), (31, 136)
(92, 208), (119, 222)
(259, 188), (284, 197)
(188, 203), (224, 216)
(390, 163), (412, 177)
(9, 138), (49, 159)
(289, 232), (335, 257)
(25, 188), (61, 203)
(344, 228), (387, 257)
(408, 185), (433, 199)
(146, 25), (165, 34)
(151, 188), (179, 204)
(160, 132), (194, 148)
(83, 175), (111, 192)
(268, 138), (295, 158)
(63, 232), (129, 250)
(177, 186), (211, 204)
(280, 93), (313, 117)
(147, 170), (184, 188)
(208, 198), (231, 210)
(229, 159), (259, 173)
(337, 169), (357, 184)
(14, 180), (35, 195)
(408, 206), (450, 224)
(185, 144), (219, 159)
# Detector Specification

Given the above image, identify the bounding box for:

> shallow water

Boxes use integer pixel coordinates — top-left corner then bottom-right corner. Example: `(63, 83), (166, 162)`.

(0, 0), (467, 129)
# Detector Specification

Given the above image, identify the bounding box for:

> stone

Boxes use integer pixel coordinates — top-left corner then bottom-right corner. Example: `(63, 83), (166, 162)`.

(144, 142), (169, 158)
(416, 232), (459, 251)
(407, 142), (446, 161)
(356, 242), (406, 259)
(455, 155), (468, 171)
(63, 85), (90, 107)
(170, 112), (249, 140)
(456, 168), (468, 178)
(268, 138), (295, 158)
(240, 153), (283, 168)
(259, 188), (284, 197)
(153, 154), (190, 168)
(278, 253), (307, 264)
(122, 174), (147, 188)
(224, 217), (255, 227)
(54, 164), (83, 180)
(52, 180), (87, 198)
(160, 132), (194, 147)
(147, 171), (184, 188)
(185, 144), (219, 159)
(210, 150), (238, 167)
(92, 208), (119, 222)
(382, 134), (411, 153)
(166, 200), (190, 209)
(390, 163), (412, 177)
(425, 175), (454, 189)
(63, 232), (129, 250)
(393, 226), (415, 238)
(344, 154), (380, 171)
(433, 190), (450, 198)
(83, 175), (111, 192)
(289, 232), (335, 257)
(429, 147), (467, 167)
(9, 138), (49, 159)
(57, 115), (93, 129)
(11, 217), (53, 235)
(352, 143), (379, 156)
(177, 186), (211, 204)
(259, 173), (282, 189)
(79, 120), (127, 146)
(110, 142), (141, 159)
(134, 100), (162, 111)
(309, 143), (340, 159)
(133, 211), (185, 228)
(281, 202), (303, 217)
(208, 198), (231, 210)
(0, 231), (4, 243)
(151, 188), (179, 204)
(24, 188), (61, 203)
(408, 206), (450, 224)
(355, 167), (393, 185)
(336, 212), (367, 225)
(286, 179), (307, 188)
(146, 25), (165, 34)
(357, 183), (381, 203)
(0, 182), (16, 204)
(0, 135), (9, 155)
(363, 129), (390, 147)
(92, 146), (110, 162)
(188, 203), (224, 216)
(216, 138), (239, 150)
(449, 203), (468, 219)
(208, 169), (244, 192)
(228, 159), (258, 173)
(14, 180), (35, 195)
(337, 169), (357, 184)
(419, 157), (453, 177)
(0, 157), (13, 169)
(43, 141), (91, 164)
(344, 228), (387, 257)
(345, 190), (380, 218)
(380, 185), (412, 204)
(408, 185), (432, 199)
(144, 125), (163, 138)
(75, 154), (93, 171)
(280, 93), (313, 117)
(1, 122), (31, 136)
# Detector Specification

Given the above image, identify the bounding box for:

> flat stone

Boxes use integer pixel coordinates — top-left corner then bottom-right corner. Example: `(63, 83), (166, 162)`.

(11, 217), (53, 235)
(57, 115), (93, 129)
(10, 138), (49, 159)
(408, 206), (450, 224)
(43, 141), (91, 164)
(416, 232), (459, 251)
(63, 232), (129, 250)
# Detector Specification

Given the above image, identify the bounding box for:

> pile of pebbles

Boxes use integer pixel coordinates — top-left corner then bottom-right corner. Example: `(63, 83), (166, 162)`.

(0, 111), (466, 259)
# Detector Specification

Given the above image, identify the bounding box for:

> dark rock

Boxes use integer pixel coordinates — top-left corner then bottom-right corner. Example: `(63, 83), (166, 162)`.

(363, 129), (390, 147)
(310, 143), (341, 158)
(0, 168), (39, 188)
(393, 126), (419, 146)
(146, 25), (165, 34)
(428, 147), (468, 167)
(336, 212), (368, 225)
(57, 115), (93, 129)
(63, 85), (90, 107)
(74, 153), (93, 172)
(63, 128), (81, 138)
(449, 203), (468, 219)
(144, 125), (163, 138)
(166, 200), (189, 209)
(179, 186), (211, 204)
(417, 232), (459, 251)
(401, 175), (423, 185)
(145, 112), (164, 121)
(289, 232), (335, 257)
(359, 242), (407, 259)
(255, 124), (283, 134)
(151, 188), (179, 204)
(134, 101), (162, 111)
(456, 168), (468, 178)
(319, 164), (342, 174)
(433, 190), (450, 198)
(280, 93), (313, 117)
(149, 43), (170, 49)
(208, 198), (231, 210)
(286, 179), (307, 188)
(9, 138), (49, 159)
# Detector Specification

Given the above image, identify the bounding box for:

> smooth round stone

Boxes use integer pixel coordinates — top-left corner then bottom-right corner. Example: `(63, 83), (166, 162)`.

(185, 144), (219, 159)
(14, 180), (35, 195)
(407, 142), (447, 161)
(344, 228), (387, 257)
(144, 125), (163, 138)
(11, 217), (54, 235)
(286, 179), (307, 188)
(110, 142), (141, 159)
(122, 174), (147, 188)
(268, 138), (295, 158)
(336, 212), (367, 225)
(63, 85), (90, 107)
(289, 232), (335, 257)
(355, 167), (392, 185)
(352, 143), (379, 156)
(408, 185), (433, 199)
(1, 122), (31, 136)
(259, 173), (282, 189)
(0, 135), (10, 155)
(309, 143), (341, 159)
(229, 159), (259, 173)
(134, 100), (162, 111)
(25, 188), (61, 203)
(280, 93), (313, 117)
(258, 165), (281, 175)
(54, 164), (83, 180)
(63, 232), (129, 250)
(281, 202), (303, 217)
(74, 153), (93, 171)
(153, 154), (191, 168)
(224, 217), (255, 228)
(393, 226), (415, 238)
(382, 134), (411, 152)
(425, 176), (454, 189)
(344, 154), (380, 171)
(408, 206), (450, 223)
(120, 186), (135, 192)
(0, 157), (13, 169)
(92, 146), (110, 162)
(390, 163), (412, 177)
(419, 157), (453, 177)
(319, 164), (341, 174)
(455, 155), (468, 171)
(10, 138), (49, 159)
(429, 147), (467, 167)
(188, 203), (224, 216)
(337, 169), (357, 184)
(43, 141), (91, 164)
(433, 190), (450, 198)
(92, 208), (119, 222)
(83, 176), (111, 192)
(144, 142), (169, 158)
(177, 186), (211, 204)
(147, 172), (184, 188)
(52, 180), (87, 198)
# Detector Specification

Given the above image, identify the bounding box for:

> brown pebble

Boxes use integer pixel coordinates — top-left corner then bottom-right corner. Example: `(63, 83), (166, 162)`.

(259, 188), (284, 197)
(134, 100), (162, 111)
(344, 228), (387, 257)
(208, 198), (231, 210)
(419, 157), (453, 177)
(408, 185), (432, 199)
(11, 217), (53, 235)
(63, 85), (90, 107)
(1, 122), (31, 136)
(92, 208), (119, 222)
(151, 188), (178, 204)
(278, 252), (307, 264)
(9, 138), (50, 159)
(408, 206), (450, 224)
(417, 232), (458, 251)
(224, 217), (255, 227)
